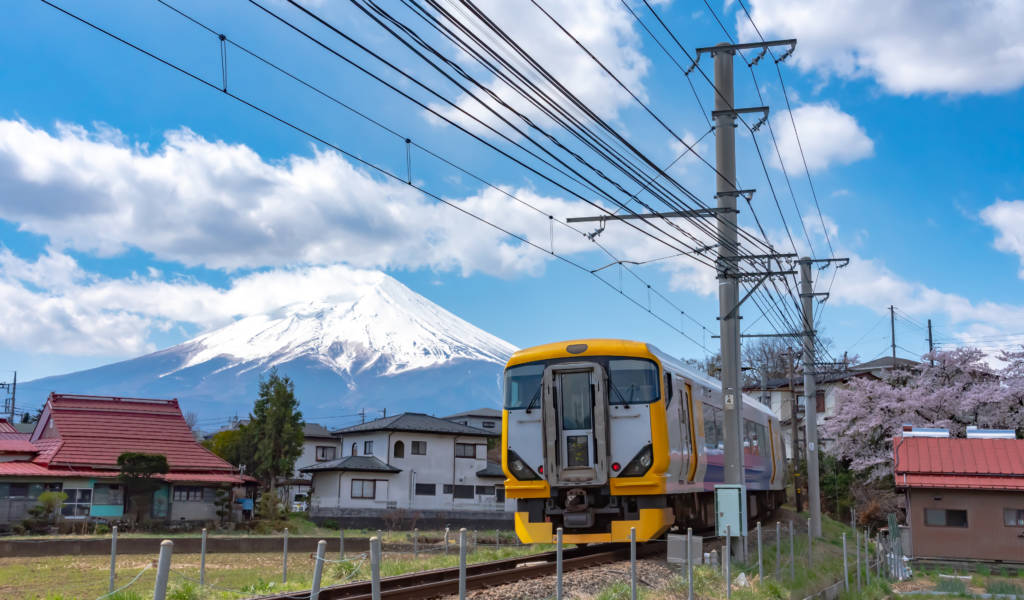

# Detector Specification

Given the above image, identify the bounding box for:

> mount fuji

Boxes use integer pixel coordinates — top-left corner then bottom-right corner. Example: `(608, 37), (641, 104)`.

(25, 272), (518, 427)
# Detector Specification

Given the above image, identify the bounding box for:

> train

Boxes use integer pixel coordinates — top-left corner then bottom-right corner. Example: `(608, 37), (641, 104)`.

(501, 339), (786, 544)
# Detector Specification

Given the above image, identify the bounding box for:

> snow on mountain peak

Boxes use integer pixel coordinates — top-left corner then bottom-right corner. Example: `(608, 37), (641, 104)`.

(175, 272), (517, 376)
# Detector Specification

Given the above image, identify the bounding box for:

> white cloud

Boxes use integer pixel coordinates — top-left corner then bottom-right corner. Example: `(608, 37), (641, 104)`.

(739, 0), (1024, 95)
(769, 103), (873, 172)
(980, 199), (1024, 277)
(425, 0), (650, 136)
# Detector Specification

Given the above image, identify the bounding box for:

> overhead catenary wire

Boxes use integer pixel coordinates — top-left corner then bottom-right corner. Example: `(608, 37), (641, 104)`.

(39, 0), (716, 354)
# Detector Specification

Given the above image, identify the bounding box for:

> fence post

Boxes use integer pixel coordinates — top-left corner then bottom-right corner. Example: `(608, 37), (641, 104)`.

(444, 526), (450, 554)
(725, 525), (731, 600)
(756, 521), (763, 582)
(496, 529), (501, 550)
(413, 528), (419, 559)
(371, 535), (382, 600)
(200, 527), (207, 587)
(855, 526), (861, 591)
(630, 527), (638, 600)
(340, 528), (345, 559)
(283, 527), (289, 583)
(687, 527), (693, 600)
(556, 527), (564, 600)
(311, 539), (326, 600)
(842, 533), (849, 593)
(377, 529), (383, 552)
(865, 529), (871, 585)
(807, 517), (812, 568)
(459, 528), (468, 600)
(108, 525), (118, 593)
(775, 521), (780, 580)
(788, 520), (794, 581)
(473, 529), (478, 552)
(153, 539), (173, 600)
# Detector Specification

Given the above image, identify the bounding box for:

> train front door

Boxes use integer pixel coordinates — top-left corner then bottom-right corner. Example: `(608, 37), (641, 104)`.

(543, 363), (609, 485)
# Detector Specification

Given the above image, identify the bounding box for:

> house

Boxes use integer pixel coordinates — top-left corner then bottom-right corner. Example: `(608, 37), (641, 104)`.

(443, 408), (501, 432)
(302, 412), (514, 528)
(280, 422), (342, 510)
(0, 394), (251, 528)
(894, 426), (1024, 562)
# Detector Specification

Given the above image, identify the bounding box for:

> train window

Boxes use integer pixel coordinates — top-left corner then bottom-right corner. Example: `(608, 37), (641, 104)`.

(608, 359), (660, 405)
(703, 404), (721, 449)
(743, 420), (760, 455)
(504, 364), (545, 409)
(664, 373), (673, 406)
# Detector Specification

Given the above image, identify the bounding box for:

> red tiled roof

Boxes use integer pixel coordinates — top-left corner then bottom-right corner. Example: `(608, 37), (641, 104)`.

(0, 462), (117, 478)
(32, 439), (62, 465)
(43, 394), (234, 472)
(894, 436), (1024, 490)
(0, 439), (37, 453)
(0, 419), (17, 433)
(160, 472), (249, 484)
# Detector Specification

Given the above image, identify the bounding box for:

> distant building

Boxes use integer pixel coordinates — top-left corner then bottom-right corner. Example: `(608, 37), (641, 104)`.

(894, 427), (1024, 562)
(0, 394), (252, 528)
(442, 408), (501, 432)
(302, 412), (512, 528)
(280, 423), (342, 510)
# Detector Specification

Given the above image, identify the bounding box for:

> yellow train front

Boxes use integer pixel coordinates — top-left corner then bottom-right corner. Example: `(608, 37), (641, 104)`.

(502, 339), (786, 544)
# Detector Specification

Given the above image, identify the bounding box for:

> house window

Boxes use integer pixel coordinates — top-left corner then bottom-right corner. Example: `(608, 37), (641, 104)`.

(475, 485), (495, 496)
(1004, 509), (1024, 526)
(453, 485), (474, 499)
(316, 446), (337, 461)
(173, 486), (206, 502)
(411, 441), (427, 455)
(415, 483), (436, 496)
(925, 508), (968, 527)
(393, 441), (405, 459)
(363, 440), (374, 455)
(482, 421), (496, 429)
(442, 484), (453, 494)
(816, 391), (825, 413)
(62, 488), (92, 518)
(0, 482), (59, 499)
(351, 442), (358, 456)
(351, 479), (376, 499)
(455, 443), (476, 458)
(93, 484), (123, 506)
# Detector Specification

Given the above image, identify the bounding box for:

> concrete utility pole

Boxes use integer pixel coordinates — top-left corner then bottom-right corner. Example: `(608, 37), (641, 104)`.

(799, 259), (822, 537)
(784, 350), (802, 513)
(889, 305), (896, 362)
(0, 372), (15, 422)
(712, 43), (744, 510)
(927, 319), (934, 366)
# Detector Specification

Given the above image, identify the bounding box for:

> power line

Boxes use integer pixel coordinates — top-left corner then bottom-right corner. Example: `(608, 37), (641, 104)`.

(39, 0), (716, 354)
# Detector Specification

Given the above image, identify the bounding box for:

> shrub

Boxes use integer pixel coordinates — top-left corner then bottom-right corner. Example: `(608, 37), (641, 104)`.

(167, 581), (201, 600)
(20, 491), (67, 533)
(986, 580), (1022, 596)
(322, 519), (339, 530)
(935, 578), (967, 595)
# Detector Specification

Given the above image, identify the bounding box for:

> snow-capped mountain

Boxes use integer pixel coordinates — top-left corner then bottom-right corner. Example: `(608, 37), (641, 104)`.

(26, 272), (517, 425)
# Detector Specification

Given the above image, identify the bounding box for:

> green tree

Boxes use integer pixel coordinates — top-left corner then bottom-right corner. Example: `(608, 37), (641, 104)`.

(117, 452), (170, 522)
(203, 424), (255, 469)
(249, 369), (304, 489)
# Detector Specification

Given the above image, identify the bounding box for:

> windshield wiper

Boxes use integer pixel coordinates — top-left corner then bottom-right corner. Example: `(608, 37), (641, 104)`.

(525, 385), (542, 412)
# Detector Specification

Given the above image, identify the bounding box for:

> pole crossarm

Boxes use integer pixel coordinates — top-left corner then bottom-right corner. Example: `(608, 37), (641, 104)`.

(712, 332), (809, 339)
(740, 253), (797, 260)
(566, 208), (735, 223)
(715, 189), (756, 200)
(712, 106), (769, 131)
(807, 257), (850, 267)
(736, 270), (797, 279)
(695, 39), (797, 58)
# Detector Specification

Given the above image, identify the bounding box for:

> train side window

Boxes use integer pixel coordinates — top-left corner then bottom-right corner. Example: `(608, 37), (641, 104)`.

(703, 404), (719, 449)
(664, 373), (673, 406)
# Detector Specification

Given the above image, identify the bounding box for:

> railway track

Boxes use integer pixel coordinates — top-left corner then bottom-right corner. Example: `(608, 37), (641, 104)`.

(260, 541), (665, 600)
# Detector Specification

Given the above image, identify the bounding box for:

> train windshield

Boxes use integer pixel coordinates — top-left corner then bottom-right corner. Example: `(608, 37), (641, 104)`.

(608, 358), (660, 405)
(505, 357), (662, 409)
(504, 363), (545, 409)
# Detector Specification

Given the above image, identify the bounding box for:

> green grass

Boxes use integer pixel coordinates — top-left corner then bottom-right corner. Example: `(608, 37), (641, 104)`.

(985, 580), (1022, 595)
(0, 543), (549, 599)
(935, 578), (968, 594)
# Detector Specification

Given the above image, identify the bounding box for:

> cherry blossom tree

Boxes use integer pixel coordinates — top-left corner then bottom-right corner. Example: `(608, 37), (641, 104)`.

(823, 347), (1024, 480)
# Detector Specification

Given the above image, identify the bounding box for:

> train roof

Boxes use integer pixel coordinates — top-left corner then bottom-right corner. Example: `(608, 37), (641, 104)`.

(649, 344), (775, 418)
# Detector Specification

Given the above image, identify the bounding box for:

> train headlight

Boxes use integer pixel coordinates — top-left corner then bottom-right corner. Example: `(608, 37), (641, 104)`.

(507, 449), (541, 481)
(618, 444), (654, 478)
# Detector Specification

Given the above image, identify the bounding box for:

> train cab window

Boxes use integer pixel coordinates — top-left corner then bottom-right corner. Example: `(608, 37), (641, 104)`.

(608, 359), (660, 405)
(504, 364), (545, 409)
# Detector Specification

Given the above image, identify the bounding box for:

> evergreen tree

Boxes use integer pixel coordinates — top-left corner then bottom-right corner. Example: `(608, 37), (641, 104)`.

(249, 369), (304, 489)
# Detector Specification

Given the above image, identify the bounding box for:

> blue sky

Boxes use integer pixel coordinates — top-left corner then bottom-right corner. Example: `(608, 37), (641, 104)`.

(1, 0), (1023, 403)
